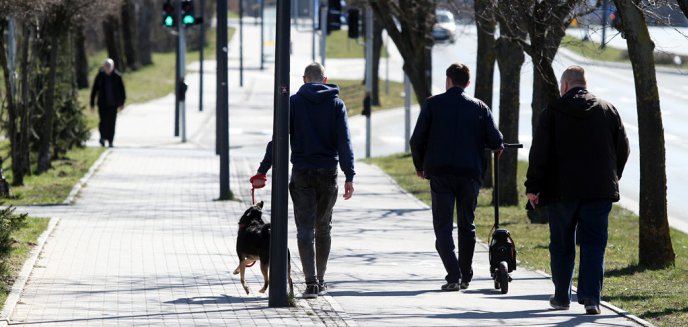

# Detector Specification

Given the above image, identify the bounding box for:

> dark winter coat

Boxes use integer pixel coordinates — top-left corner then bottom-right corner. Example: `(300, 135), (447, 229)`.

(410, 87), (503, 182)
(258, 83), (355, 182)
(90, 69), (126, 108)
(525, 87), (630, 204)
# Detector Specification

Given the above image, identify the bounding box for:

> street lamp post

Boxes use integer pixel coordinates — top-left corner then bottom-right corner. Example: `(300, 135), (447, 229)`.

(199, 0), (204, 112)
(239, 0), (244, 86)
(364, 6), (373, 158)
(217, 0), (230, 199)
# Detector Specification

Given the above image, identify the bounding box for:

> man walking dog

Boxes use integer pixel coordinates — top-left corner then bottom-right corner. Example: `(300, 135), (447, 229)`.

(525, 65), (629, 314)
(410, 63), (503, 292)
(251, 63), (355, 299)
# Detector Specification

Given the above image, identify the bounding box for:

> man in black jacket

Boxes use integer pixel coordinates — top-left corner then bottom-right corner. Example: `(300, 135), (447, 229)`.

(525, 65), (629, 314)
(90, 59), (126, 148)
(410, 63), (503, 292)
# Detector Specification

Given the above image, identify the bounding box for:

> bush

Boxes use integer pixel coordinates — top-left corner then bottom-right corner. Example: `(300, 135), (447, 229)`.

(0, 207), (27, 270)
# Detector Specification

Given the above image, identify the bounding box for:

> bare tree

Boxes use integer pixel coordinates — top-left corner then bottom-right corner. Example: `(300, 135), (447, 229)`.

(121, 0), (139, 70)
(679, 0), (688, 17)
(474, 0), (497, 187)
(613, 0), (675, 269)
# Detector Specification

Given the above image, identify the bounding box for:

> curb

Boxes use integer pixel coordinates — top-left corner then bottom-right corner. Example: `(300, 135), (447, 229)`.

(1, 217), (60, 326)
(558, 47), (688, 76)
(62, 148), (111, 205)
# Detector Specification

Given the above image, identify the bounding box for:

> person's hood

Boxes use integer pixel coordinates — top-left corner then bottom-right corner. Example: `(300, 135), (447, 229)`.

(556, 87), (598, 118)
(297, 83), (340, 104)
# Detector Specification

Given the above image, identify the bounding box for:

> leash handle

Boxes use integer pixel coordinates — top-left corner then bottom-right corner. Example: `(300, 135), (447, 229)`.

(251, 187), (256, 205)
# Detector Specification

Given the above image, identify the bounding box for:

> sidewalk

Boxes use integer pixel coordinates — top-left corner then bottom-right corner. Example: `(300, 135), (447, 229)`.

(1, 23), (647, 326)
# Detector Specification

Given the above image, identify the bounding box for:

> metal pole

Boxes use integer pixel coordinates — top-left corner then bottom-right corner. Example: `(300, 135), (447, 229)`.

(260, 0), (265, 70)
(199, 0), (204, 112)
(320, 3), (327, 66)
(312, 0), (317, 62)
(385, 34), (389, 95)
(404, 74), (411, 153)
(364, 6), (373, 158)
(601, 0), (608, 49)
(494, 152), (499, 227)
(174, 0), (181, 137)
(239, 0), (244, 86)
(269, 0), (291, 308)
(217, 0), (230, 198)
(180, 27), (187, 143)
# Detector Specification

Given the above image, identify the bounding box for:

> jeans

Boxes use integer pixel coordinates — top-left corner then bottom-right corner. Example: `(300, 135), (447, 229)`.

(98, 105), (118, 143)
(430, 175), (480, 284)
(289, 168), (339, 285)
(547, 199), (611, 305)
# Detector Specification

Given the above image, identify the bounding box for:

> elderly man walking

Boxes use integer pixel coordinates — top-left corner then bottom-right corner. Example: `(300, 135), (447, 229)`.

(251, 63), (355, 299)
(410, 63), (503, 292)
(525, 65), (630, 314)
(90, 58), (126, 148)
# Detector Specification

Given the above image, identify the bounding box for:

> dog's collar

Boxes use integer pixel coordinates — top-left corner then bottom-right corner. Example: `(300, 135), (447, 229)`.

(238, 224), (246, 229)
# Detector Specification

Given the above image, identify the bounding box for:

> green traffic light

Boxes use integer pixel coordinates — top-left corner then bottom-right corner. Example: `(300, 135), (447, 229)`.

(164, 16), (174, 27)
(183, 15), (195, 25)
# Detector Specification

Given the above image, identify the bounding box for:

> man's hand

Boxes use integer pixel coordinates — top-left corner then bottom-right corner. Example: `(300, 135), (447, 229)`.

(526, 193), (540, 208)
(250, 173), (267, 189)
(343, 182), (354, 200)
(416, 170), (426, 179)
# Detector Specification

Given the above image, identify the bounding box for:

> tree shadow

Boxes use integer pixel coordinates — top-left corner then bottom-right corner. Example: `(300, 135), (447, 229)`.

(605, 263), (647, 277)
(642, 305), (688, 319)
(164, 294), (263, 305)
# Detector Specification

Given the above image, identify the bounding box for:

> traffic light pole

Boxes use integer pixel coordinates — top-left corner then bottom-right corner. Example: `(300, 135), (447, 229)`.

(320, 3), (327, 66)
(199, 0), (204, 112)
(312, 0), (317, 62)
(217, 0), (231, 199)
(239, 0), (244, 86)
(174, 0), (181, 137)
(260, 0), (265, 70)
(269, 0), (291, 308)
(364, 6), (373, 158)
(176, 0), (187, 143)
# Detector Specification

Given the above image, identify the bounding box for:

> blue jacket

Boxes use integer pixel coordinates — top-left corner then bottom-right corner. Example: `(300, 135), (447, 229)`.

(258, 83), (355, 182)
(410, 87), (503, 181)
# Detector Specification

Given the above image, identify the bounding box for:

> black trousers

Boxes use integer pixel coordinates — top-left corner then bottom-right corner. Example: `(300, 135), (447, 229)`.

(98, 105), (118, 143)
(430, 174), (480, 284)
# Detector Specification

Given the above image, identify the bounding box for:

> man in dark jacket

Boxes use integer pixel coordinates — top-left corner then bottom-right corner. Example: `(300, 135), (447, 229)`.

(250, 63), (355, 299)
(525, 65), (629, 315)
(90, 59), (126, 148)
(410, 63), (503, 292)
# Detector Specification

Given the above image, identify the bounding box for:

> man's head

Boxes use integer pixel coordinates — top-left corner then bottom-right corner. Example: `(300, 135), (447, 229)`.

(303, 62), (327, 84)
(103, 59), (115, 75)
(560, 65), (587, 96)
(445, 63), (470, 90)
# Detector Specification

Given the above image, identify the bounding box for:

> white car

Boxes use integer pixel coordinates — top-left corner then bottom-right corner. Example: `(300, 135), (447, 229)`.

(433, 9), (456, 43)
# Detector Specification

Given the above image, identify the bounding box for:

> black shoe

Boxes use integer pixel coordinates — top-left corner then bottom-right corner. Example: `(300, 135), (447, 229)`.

(318, 282), (328, 296)
(440, 282), (460, 291)
(108, 141), (114, 148)
(303, 284), (318, 299)
(583, 299), (601, 315)
(460, 282), (469, 290)
(99, 139), (105, 147)
(549, 296), (570, 310)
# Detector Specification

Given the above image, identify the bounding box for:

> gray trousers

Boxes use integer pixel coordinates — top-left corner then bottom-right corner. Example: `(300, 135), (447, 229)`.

(289, 168), (338, 285)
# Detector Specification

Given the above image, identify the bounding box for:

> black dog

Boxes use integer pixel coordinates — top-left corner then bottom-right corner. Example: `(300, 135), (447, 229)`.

(233, 201), (293, 295)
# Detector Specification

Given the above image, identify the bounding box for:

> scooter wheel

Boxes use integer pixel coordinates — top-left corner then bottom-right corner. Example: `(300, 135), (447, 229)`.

(499, 261), (509, 294)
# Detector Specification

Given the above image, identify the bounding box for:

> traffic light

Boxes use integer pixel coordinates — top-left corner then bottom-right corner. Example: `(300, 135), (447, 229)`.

(327, 0), (342, 34)
(347, 9), (360, 39)
(181, 0), (196, 25)
(162, 0), (176, 27)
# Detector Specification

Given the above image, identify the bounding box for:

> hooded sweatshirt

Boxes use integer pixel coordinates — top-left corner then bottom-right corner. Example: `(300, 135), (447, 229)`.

(258, 83), (355, 182)
(525, 87), (630, 204)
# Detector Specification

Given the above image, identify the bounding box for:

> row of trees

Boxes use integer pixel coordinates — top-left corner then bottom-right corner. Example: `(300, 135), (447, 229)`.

(360, 0), (685, 269)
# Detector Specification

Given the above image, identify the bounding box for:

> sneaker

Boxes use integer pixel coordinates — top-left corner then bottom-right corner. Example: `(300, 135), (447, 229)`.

(303, 284), (319, 299)
(460, 282), (469, 290)
(318, 282), (328, 296)
(99, 139), (105, 147)
(440, 282), (460, 291)
(584, 299), (601, 315)
(549, 296), (570, 310)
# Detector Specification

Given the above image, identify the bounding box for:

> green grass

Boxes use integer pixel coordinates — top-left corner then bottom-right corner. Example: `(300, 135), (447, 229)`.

(326, 30), (388, 59)
(0, 143), (105, 206)
(78, 27), (235, 130)
(367, 153), (688, 327)
(330, 79), (416, 116)
(0, 217), (50, 310)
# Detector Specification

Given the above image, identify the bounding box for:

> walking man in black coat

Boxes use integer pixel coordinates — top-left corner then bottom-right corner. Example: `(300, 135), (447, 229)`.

(525, 65), (630, 314)
(410, 63), (504, 292)
(90, 58), (126, 148)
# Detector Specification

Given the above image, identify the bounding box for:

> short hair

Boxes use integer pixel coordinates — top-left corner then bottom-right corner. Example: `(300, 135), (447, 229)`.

(446, 63), (470, 87)
(104, 58), (114, 68)
(561, 65), (586, 87)
(304, 62), (325, 82)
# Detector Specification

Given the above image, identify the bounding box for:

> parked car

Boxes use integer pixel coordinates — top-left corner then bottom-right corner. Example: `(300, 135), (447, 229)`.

(432, 9), (456, 43)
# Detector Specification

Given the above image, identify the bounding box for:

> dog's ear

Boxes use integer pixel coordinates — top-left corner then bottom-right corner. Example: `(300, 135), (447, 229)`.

(256, 201), (264, 209)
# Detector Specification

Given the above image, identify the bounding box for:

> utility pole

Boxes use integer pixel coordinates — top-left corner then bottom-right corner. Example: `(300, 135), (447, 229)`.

(217, 0), (230, 199)
(239, 0), (244, 86)
(312, 0), (317, 62)
(404, 74), (411, 153)
(320, 2), (327, 66)
(199, 0), (204, 112)
(260, 0), (265, 70)
(176, 0), (187, 142)
(269, 0), (291, 308)
(601, 0), (609, 49)
(364, 6), (373, 158)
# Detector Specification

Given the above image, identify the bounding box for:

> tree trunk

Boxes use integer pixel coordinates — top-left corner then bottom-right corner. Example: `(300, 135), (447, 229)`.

(137, 0), (154, 66)
(103, 15), (125, 72)
(614, 0), (675, 269)
(678, 0), (688, 18)
(74, 26), (89, 89)
(19, 24), (32, 180)
(474, 0), (497, 188)
(121, 0), (139, 70)
(371, 18), (383, 105)
(529, 27), (566, 136)
(37, 31), (59, 174)
(495, 37), (524, 206)
(0, 21), (22, 185)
